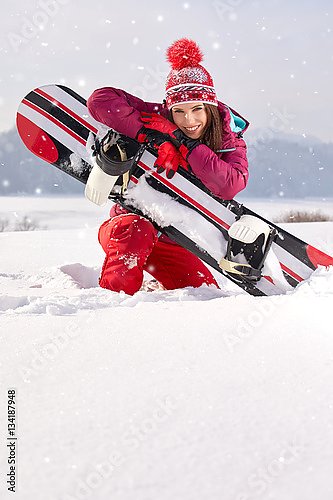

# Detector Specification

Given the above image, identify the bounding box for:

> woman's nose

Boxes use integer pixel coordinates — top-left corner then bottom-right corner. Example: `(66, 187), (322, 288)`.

(184, 113), (194, 123)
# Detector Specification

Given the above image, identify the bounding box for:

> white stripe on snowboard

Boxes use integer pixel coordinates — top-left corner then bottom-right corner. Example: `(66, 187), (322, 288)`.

(272, 243), (313, 280)
(38, 85), (105, 134)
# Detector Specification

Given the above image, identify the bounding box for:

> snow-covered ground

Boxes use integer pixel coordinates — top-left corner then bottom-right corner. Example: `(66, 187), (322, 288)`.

(1, 196), (333, 500)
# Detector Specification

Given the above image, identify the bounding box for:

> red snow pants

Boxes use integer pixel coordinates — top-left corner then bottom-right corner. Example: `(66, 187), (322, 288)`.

(98, 214), (218, 295)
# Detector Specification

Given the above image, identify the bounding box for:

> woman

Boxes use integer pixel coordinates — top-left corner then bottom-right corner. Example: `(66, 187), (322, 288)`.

(87, 38), (249, 295)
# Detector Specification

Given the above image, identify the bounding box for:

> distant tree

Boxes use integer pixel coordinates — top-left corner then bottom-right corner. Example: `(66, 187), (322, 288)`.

(274, 210), (332, 223)
(14, 215), (46, 231)
(0, 218), (10, 232)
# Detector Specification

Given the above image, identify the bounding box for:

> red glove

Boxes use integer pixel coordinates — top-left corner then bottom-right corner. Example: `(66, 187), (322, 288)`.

(141, 112), (178, 136)
(154, 142), (188, 179)
(136, 126), (188, 179)
(140, 112), (200, 160)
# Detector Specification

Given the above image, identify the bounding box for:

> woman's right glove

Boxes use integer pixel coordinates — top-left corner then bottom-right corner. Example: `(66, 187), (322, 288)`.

(136, 127), (188, 179)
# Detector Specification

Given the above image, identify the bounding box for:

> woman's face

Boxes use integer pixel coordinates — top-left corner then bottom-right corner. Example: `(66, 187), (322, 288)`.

(171, 102), (208, 139)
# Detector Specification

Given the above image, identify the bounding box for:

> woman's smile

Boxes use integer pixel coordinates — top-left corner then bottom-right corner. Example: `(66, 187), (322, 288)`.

(184, 125), (201, 132)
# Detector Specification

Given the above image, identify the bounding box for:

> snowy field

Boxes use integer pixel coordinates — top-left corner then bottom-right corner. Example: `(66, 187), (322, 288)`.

(1, 196), (333, 500)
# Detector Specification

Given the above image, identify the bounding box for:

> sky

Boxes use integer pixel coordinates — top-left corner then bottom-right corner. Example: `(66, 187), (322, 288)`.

(0, 0), (332, 142)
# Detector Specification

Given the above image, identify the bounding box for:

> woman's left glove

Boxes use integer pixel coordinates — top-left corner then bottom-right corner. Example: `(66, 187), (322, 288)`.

(136, 126), (188, 179)
(140, 112), (199, 160)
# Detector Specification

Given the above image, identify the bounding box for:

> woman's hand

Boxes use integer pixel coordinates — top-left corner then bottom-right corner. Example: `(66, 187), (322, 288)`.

(140, 112), (178, 136)
(136, 126), (188, 179)
(154, 142), (188, 179)
(140, 112), (199, 160)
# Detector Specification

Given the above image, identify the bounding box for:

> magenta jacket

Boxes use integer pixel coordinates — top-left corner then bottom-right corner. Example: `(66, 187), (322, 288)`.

(87, 87), (249, 202)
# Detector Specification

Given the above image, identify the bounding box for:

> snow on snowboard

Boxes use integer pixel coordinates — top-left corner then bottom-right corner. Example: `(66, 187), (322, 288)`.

(16, 84), (333, 296)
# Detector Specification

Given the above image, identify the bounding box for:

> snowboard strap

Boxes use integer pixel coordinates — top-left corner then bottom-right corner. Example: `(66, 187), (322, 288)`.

(219, 215), (276, 281)
(85, 131), (142, 206)
(117, 144), (130, 195)
(219, 258), (262, 278)
(93, 130), (141, 176)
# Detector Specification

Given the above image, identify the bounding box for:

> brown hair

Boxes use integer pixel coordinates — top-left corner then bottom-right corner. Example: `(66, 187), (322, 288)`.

(169, 104), (223, 152)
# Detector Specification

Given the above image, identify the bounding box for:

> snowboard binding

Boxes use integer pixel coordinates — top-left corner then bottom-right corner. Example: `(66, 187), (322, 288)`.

(219, 215), (276, 282)
(85, 130), (142, 206)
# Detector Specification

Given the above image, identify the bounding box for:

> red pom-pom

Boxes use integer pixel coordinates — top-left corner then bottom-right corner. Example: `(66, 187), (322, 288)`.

(166, 38), (203, 70)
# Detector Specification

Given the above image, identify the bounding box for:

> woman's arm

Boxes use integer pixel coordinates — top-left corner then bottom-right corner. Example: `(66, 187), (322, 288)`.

(188, 135), (249, 200)
(87, 87), (164, 138)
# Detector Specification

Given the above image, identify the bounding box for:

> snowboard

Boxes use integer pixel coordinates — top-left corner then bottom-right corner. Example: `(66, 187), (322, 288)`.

(16, 84), (333, 296)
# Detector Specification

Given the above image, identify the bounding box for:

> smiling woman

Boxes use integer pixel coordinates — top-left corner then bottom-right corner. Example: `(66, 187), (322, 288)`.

(86, 37), (250, 295)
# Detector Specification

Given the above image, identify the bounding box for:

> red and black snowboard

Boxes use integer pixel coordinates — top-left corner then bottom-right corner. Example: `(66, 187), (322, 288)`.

(16, 84), (333, 296)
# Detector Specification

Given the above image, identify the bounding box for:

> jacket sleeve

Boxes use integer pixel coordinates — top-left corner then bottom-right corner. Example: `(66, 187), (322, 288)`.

(87, 87), (163, 139)
(187, 135), (249, 200)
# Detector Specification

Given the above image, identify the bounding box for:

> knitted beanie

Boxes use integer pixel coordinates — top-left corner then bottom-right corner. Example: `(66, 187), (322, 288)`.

(165, 38), (218, 109)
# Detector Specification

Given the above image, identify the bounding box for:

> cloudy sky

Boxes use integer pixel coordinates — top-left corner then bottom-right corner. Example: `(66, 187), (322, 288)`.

(0, 0), (331, 141)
